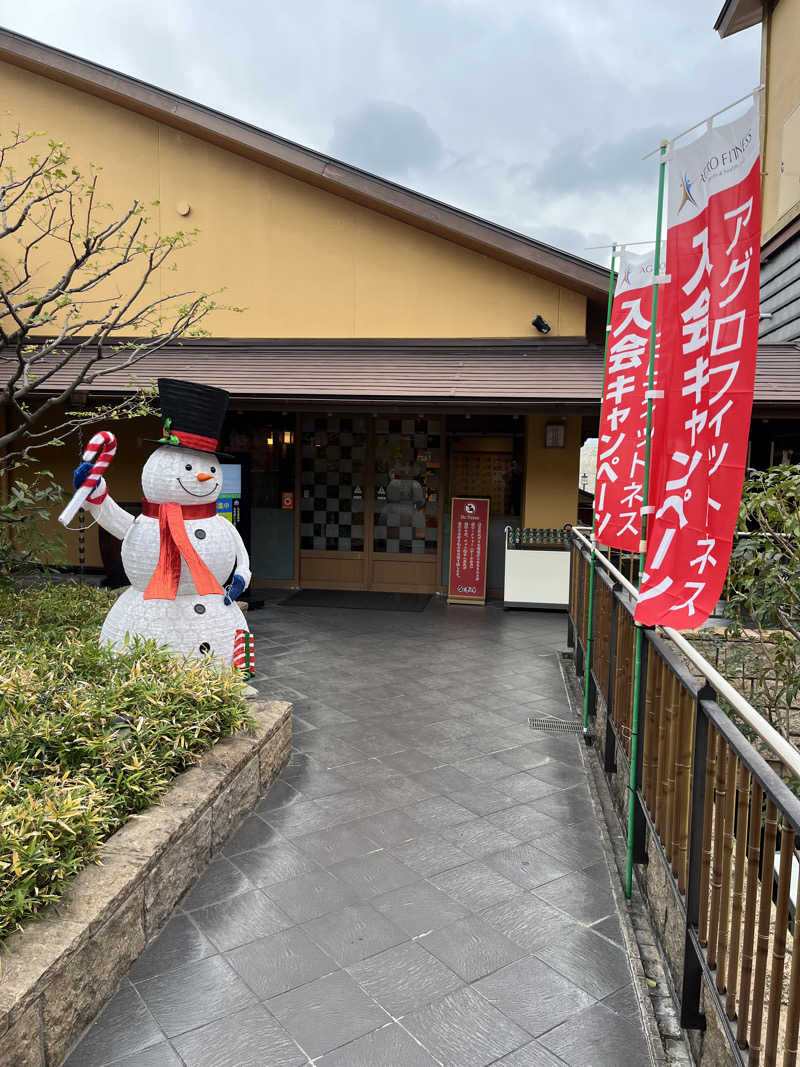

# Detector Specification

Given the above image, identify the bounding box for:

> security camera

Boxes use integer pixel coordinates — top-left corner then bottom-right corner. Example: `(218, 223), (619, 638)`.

(531, 315), (551, 334)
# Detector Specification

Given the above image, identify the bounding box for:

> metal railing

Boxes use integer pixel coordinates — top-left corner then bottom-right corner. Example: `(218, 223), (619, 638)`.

(568, 527), (800, 1067)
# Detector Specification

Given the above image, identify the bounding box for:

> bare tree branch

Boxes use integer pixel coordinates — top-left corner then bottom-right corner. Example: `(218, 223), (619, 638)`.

(0, 130), (223, 468)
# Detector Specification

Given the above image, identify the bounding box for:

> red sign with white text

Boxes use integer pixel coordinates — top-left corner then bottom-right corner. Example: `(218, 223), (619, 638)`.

(595, 248), (660, 551)
(447, 497), (490, 604)
(636, 100), (761, 629)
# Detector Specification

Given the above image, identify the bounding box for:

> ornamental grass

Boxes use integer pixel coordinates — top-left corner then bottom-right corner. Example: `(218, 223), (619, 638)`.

(0, 582), (254, 944)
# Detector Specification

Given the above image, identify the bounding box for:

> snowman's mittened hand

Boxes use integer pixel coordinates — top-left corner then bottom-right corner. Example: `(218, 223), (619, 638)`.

(224, 573), (246, 605)
(73, 461), (93, 490)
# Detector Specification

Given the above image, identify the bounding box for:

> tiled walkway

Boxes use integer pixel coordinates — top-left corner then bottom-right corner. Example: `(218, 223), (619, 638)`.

(66, 598), (654, 1067)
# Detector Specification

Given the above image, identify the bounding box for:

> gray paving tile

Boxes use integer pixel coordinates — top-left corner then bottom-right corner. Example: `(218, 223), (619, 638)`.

(481, 895), (580, 954)
(530, 787), (595, 826)
(347, 940), (462, 1016)
(371, 879), (468, 936)
(129, 913), (216, 982)
(226, 926), (336, 999)
(349, 809), (425, 846)
(430, 860), (522, 911)
(302, 902), (407, 965)
(274, 767), (353, 800)
(445, 783), (517, 816)
(335, 757), (397, 788)
(293, 822), (379, 865)
(330, 851), (419, 898)
(534, 926), (632, 999)
(294, 733), (369, 767)
(171, 1003), (305, 1066)
(256, 778), (302, 813)
(532, 870), (617, 925)
(221, 814), (280, 856)
(190, 889), (292, 951)
(267, 970), (390, 1059)
(474, 956), (595, 1037)
(456, 754), (520, 781)
(379, 748), (443, 775)
(63, 980), (163, 1067)
(316, 787), (395, 821)
(402, 985), (529, 1067)
(526, 759), (587, 789)
(496, 771), (556, 803)
(262, 868), (361, 922)
(105, 1044), (183, 1067)
(230, 839), (321, 887)
(539, 1000), (651, 1066)
(264, 799), (337, 838)
(420, 913), (527, 981)
(485, 842), (575, 889)
(181, 856), (253, 911)
(388, 832), (474, 877)
(413, 766), (481, 794)
(136, 955), (258, 1039)
(493, 1041), (570, 1065)
(486, 804), (561, 842)
(592, 912), (624, 947)
(405, 796), (476, 829)
(534, 821), (607, 870)
(601, 981), (644, 1023)
(315, 1022), (439, 1065)
(441, 817), (522, 858)
(494, 744), (552, 771)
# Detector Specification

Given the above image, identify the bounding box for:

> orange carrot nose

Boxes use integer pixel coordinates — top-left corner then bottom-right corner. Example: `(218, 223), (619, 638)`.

(196, 472), (214, 482)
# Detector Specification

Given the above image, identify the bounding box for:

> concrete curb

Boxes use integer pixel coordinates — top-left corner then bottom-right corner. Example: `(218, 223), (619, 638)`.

(0, 700), (292, 1067)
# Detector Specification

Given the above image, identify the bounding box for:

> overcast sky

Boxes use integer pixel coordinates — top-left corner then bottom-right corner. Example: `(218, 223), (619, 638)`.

(3, 1), (760, 265)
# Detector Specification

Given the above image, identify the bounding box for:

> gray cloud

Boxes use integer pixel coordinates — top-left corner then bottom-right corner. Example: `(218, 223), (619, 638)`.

(329, 99), (444, 178)
(2, 0), (761, 273)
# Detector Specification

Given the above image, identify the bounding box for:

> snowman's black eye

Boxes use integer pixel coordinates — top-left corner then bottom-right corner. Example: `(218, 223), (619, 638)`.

(210, 466), (216, 474)
(185, 464), (192, 471)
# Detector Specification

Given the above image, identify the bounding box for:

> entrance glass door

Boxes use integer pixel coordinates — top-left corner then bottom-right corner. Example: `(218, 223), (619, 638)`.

(371, 416), (442, 591)
(299, 415), (368, 588)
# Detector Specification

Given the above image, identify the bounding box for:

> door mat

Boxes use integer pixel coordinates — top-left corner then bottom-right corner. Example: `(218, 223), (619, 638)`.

(279, 590), (432, 612)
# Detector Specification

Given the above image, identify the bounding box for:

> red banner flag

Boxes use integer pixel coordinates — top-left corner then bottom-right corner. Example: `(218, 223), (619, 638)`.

(636, 100), (761, 629)
(594, 248), (661, 552)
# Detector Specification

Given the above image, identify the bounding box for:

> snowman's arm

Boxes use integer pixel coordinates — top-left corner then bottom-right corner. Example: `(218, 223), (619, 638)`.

(228, 522), (252, 589)
(84, 495), (135, 540)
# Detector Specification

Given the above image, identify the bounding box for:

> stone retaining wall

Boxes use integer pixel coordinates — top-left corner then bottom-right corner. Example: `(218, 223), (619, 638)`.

(0, 700), (291, 1067)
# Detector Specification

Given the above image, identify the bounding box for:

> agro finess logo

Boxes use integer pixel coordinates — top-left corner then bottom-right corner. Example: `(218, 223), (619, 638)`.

(678, 172), (698, 214)
(619, 265), (634, 289)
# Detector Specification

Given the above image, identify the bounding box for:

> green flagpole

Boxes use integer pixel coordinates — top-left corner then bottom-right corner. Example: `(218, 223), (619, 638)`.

(625, 141), (669, 899)
(583, 243), (617, 736)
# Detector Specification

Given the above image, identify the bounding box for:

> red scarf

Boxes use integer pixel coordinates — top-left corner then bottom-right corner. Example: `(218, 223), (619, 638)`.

(141, 500), (223, 600)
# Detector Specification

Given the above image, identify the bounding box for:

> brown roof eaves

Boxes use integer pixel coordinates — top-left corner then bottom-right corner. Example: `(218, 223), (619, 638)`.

(714, 0), (763, 37)
(0, 28), (609, 301)
(23, 337), (800, 413)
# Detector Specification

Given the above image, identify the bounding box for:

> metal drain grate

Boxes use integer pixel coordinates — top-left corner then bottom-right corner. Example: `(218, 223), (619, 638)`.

(528, 717), (584, 734)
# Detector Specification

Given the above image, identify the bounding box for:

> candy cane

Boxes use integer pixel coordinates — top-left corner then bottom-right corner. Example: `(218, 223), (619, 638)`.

(58, 430), (118, 527)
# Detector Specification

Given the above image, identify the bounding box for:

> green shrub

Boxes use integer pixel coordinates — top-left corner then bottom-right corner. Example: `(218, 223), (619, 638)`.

(0, 583), (255, 943)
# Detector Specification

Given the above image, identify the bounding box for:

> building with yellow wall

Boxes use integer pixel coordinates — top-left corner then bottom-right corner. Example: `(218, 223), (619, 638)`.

(2, 27), (797, 595)
(717, 0), (800, 341)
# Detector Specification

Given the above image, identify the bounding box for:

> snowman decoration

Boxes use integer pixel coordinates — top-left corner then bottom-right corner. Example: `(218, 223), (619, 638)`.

(69, 378), (254, 673)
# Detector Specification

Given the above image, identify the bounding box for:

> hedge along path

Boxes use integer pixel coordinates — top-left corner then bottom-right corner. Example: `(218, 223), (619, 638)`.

(0, 583), (254, 945)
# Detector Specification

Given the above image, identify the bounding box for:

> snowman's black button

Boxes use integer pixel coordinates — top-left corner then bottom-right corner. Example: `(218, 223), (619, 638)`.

(199, 642), (211, 654)
(194, 604), (206, 615)
(195, 528), (206, 540)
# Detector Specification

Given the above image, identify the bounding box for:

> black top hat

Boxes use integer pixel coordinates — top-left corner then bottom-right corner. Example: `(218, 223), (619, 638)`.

(145, 378), (233, 458)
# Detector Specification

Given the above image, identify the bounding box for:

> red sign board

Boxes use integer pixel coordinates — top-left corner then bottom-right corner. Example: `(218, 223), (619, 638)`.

(636, 100), (760, 629)
(447, 497), (490, 605)
(281, 492), (294, 510)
